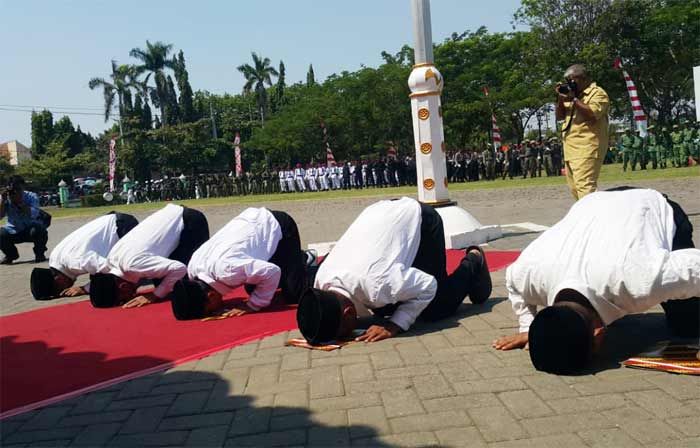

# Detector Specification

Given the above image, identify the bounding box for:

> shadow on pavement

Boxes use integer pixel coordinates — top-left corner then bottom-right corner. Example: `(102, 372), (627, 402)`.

(1, 347), (395, 447)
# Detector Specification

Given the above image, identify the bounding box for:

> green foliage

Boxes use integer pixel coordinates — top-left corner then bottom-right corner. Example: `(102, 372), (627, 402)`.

(30, 110), (54, 156)
(306, 64), (316, 87)
(237, 52), (279, 125)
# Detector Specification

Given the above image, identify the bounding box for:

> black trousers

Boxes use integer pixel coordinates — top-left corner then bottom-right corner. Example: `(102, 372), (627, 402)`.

(268, 211), (307, 304)
(110, 212), (139, 238)
(169, 207), (210, 266)
(411, 204), (482, 321)
(0, 223), (48, 260)
(606, 186), (699, 337)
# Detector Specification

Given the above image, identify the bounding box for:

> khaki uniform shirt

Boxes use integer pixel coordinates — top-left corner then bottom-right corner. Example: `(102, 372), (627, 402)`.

(561, 82), (610, 161)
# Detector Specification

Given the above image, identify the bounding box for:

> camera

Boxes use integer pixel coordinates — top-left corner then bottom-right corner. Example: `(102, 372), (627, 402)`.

(557, 79), (577, 95)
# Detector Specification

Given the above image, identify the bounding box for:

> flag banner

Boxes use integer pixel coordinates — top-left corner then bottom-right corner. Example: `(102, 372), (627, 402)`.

(387, 142), (398, 159)
(108, 138), (117, 192)
(491, 114), (502, 150)
(234, 132), (243, 177)
(614, 58), (648, 137)
(321, 121), (336, 166)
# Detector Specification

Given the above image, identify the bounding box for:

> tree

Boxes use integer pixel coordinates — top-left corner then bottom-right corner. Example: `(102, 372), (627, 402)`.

(306, 64), (316, 86)
(88, 60), (139, 122)
(130, 41), (177, 123)
(174, 50), (195, 123)
(30, 110), (54, 156)
(237, 52), (279, 126)
(271, 60), (286, 113)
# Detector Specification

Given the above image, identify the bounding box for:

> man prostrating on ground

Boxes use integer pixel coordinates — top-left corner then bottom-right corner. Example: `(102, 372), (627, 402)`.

(493, 188), (700, 374)
(297, 197), (492, 344)
(30, 212), (138, 300)
(171, 207), (315, 320)
(89, 204), (209, 308)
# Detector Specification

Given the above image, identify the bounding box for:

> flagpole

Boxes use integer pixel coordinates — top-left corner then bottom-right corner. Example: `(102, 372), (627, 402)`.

(408, 0), (501, 248)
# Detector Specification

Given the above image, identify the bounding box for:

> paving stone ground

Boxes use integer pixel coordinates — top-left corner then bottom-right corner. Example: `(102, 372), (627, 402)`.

(1, 178), (699, 447)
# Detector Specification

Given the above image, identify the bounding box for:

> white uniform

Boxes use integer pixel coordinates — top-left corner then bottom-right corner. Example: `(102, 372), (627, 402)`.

(50, 214), (120, 281)
(188, 208), (282, 310)
(314, 197), (437, 331)
(278, 171), (287, 193)
(286, 170), (296, 192)
(294, 168), (306, 192)
(106, 204), (187, 299)
(506, 189), (700, 333)
(319, 166), (329, 191)
(307, 167), (318, 191)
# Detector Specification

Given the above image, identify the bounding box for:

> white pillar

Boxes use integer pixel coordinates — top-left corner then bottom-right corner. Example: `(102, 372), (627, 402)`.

(408, 0), (501, 248)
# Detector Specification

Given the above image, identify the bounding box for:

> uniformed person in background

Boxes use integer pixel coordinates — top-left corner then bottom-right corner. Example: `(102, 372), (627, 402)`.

(681, 121), (694, 167)
(620, 129), (633, 171)
(631, 130), (645, 170)
(646, 125), (659, 170)
(670, 124), (683, 168)
(658, 127), (669, 169)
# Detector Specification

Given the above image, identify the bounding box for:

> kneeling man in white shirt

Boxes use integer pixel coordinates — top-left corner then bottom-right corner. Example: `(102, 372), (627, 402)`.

(30, 212), (138, 300)
(297, 197), (493, 344)
(171, 208), (313, 320)
(493, 187), (700, 374)
(89, 204), (209, 309)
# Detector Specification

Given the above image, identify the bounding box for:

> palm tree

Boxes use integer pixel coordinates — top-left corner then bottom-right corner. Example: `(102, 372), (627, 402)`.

(88, 60), (138, 122)
(129, 41), (176, 121)
(237, 52), (278, 126)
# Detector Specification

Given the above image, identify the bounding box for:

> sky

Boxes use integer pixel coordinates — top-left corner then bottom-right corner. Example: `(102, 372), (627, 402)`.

(0, 0), (524, 145)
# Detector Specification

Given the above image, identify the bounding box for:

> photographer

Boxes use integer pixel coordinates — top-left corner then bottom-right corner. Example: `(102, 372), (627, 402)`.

(0, 176), (49, 264)
(555, 64), (609, 200)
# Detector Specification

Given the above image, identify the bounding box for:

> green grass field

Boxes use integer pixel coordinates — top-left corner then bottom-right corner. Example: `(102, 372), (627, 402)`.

(26, 163), (700, 220)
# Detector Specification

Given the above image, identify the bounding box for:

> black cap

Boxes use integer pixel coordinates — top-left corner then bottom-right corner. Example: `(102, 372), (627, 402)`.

(171, 279), (208, 320)
(30, 268), (56, 300)
(89, 273), (119, 308)
(529, 306), (593, 374)
(297, 288), (343, 344)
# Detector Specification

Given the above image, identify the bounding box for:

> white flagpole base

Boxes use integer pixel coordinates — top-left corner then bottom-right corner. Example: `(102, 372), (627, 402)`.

(434, 204), (502, 249)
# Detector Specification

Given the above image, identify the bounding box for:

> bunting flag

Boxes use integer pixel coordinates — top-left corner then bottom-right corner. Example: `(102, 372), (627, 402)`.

(614, 58), (647, 137)
(387, 142), (397, 160)
(483, 86), (501, 150)
(320, 120), (336, 166)
(108, 137), (117, 192)
(233, 132), (243, 177)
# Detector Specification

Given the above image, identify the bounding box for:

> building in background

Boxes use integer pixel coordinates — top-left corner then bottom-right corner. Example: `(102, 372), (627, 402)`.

(0, 140), (32, 166)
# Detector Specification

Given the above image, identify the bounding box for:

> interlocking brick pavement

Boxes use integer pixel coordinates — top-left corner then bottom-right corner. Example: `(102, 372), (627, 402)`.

(2, 179), (699, 446)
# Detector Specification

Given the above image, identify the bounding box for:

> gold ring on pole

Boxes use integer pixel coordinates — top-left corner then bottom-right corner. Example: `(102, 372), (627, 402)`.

(423, 178), (435, 190)
(420, 143), (432, 154)
(410, 91), (440, 98)
(418, 108), (430, 120)
(412, 62), (434, 69)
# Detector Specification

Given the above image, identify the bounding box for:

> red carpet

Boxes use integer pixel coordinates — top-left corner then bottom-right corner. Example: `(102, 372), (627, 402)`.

(0, 250), (519, 417)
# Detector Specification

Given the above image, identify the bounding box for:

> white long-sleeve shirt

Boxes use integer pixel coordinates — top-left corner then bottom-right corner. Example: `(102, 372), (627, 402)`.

(106, 204), (186, 299)
(314, 197), (437, 331)
(187, 208), (283, 310)
(506, 189), (700, 333)
(49, 214), (120, 280)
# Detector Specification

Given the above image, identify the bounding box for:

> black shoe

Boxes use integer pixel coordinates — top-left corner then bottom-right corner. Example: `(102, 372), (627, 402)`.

(0, 257), (15, 265)
(465, 245), (492, 305)
(34, 255), (47, 263)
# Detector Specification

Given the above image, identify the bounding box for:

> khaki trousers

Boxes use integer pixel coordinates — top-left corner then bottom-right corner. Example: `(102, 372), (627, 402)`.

(565, 158), (603, 200)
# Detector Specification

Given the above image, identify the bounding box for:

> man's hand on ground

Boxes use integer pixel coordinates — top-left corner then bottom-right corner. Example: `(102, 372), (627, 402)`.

(60, 286), (87, 297)
(122, 294), (157, 309)
(221, 302), (257, 318)
(492, 332), (529, 351)
(356, 322), (401, 343)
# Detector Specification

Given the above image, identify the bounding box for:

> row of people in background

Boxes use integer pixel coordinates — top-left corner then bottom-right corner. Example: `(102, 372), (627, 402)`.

(615, 122), (699, 171)
(446, 137), (564, 182)
(274, 157), (418, 193)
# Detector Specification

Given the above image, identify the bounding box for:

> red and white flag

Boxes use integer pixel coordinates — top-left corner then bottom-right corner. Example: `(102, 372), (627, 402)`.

(491, 114), (502, 150)
(614, 58), (647, 137)
(320, 120), (336, 166)
(233, 132), (243, 177)
(483, 86), (501, 150)
(108, 137), (117, 192)
(387, 142), (398, 160)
